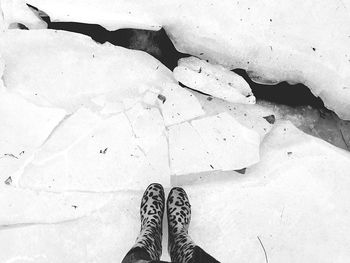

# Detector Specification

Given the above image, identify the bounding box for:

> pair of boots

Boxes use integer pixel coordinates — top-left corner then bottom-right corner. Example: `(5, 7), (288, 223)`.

(122, 183), (219, 263)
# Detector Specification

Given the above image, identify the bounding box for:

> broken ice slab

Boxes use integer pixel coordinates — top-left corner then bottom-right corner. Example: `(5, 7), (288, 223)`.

(20, 106), (170, 192)
(168, 112), (260, 177)
(173, 57), (255, 104)
(0, 185), (113, 225)
(158, 83), (204, 126)
(1, 0), (47, 29)
(191, 112), (260, 171)
(0, 30), (175, 112)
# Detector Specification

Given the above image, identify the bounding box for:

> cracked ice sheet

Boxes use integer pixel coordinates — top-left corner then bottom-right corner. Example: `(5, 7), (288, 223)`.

(168, 112), (260, 176)
(0, 185), (113, 225)
(0, 91), (66, 183)
(20, 105), (170, 192)
(2, 123), (350, 263)
(0, 30), (175, 113)
(24, 0), (350, 120)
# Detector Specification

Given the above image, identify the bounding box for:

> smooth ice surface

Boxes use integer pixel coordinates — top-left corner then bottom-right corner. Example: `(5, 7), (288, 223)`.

(0, 30), (176, 112)
(1, 122), (350, 262)
(1, 0), (47, 29)
(26, 0), (350, 119)
(20, 106), (170, 192)
(173, 57), (255, 104)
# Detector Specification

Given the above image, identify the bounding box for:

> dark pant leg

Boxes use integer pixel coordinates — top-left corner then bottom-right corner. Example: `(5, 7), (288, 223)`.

(122, 247), (152, 263)
(191, 246), (220, 263)
(121, 247), (173, 263)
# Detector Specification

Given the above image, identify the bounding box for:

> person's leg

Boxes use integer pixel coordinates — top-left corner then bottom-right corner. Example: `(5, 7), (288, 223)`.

(121, 183), (165, 263)
(167, 187), (220, 263)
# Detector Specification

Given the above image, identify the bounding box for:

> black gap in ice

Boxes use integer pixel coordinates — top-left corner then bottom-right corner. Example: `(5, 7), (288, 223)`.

(233, 69), (325, 108)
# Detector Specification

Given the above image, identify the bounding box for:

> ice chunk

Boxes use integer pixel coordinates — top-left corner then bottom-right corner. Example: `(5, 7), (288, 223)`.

(158, 83), (204, 126)
(0, 30), (175, 112)
(174, 57), (255, 104)
(0, 185), (112, 225)
(1, 0), (47, 29)
(168, 122), (218, 175)
(191, 112), (260, 170)
(20, 109), (170, 192)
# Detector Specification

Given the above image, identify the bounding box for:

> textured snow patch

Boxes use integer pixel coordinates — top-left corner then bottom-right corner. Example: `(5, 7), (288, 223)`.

(174, 57), (255, 104)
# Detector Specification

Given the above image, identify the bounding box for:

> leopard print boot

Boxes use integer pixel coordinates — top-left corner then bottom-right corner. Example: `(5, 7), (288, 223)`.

(132, 183), (165, 260)
(167, 187), (196, 263)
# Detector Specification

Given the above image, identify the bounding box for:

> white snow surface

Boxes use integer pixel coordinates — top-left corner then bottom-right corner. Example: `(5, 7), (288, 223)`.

(23, 0), (350, 120)
(0, 27), (349, 263)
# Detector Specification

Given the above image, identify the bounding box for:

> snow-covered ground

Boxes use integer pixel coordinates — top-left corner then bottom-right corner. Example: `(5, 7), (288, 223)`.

(1, 3), (350, 263)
